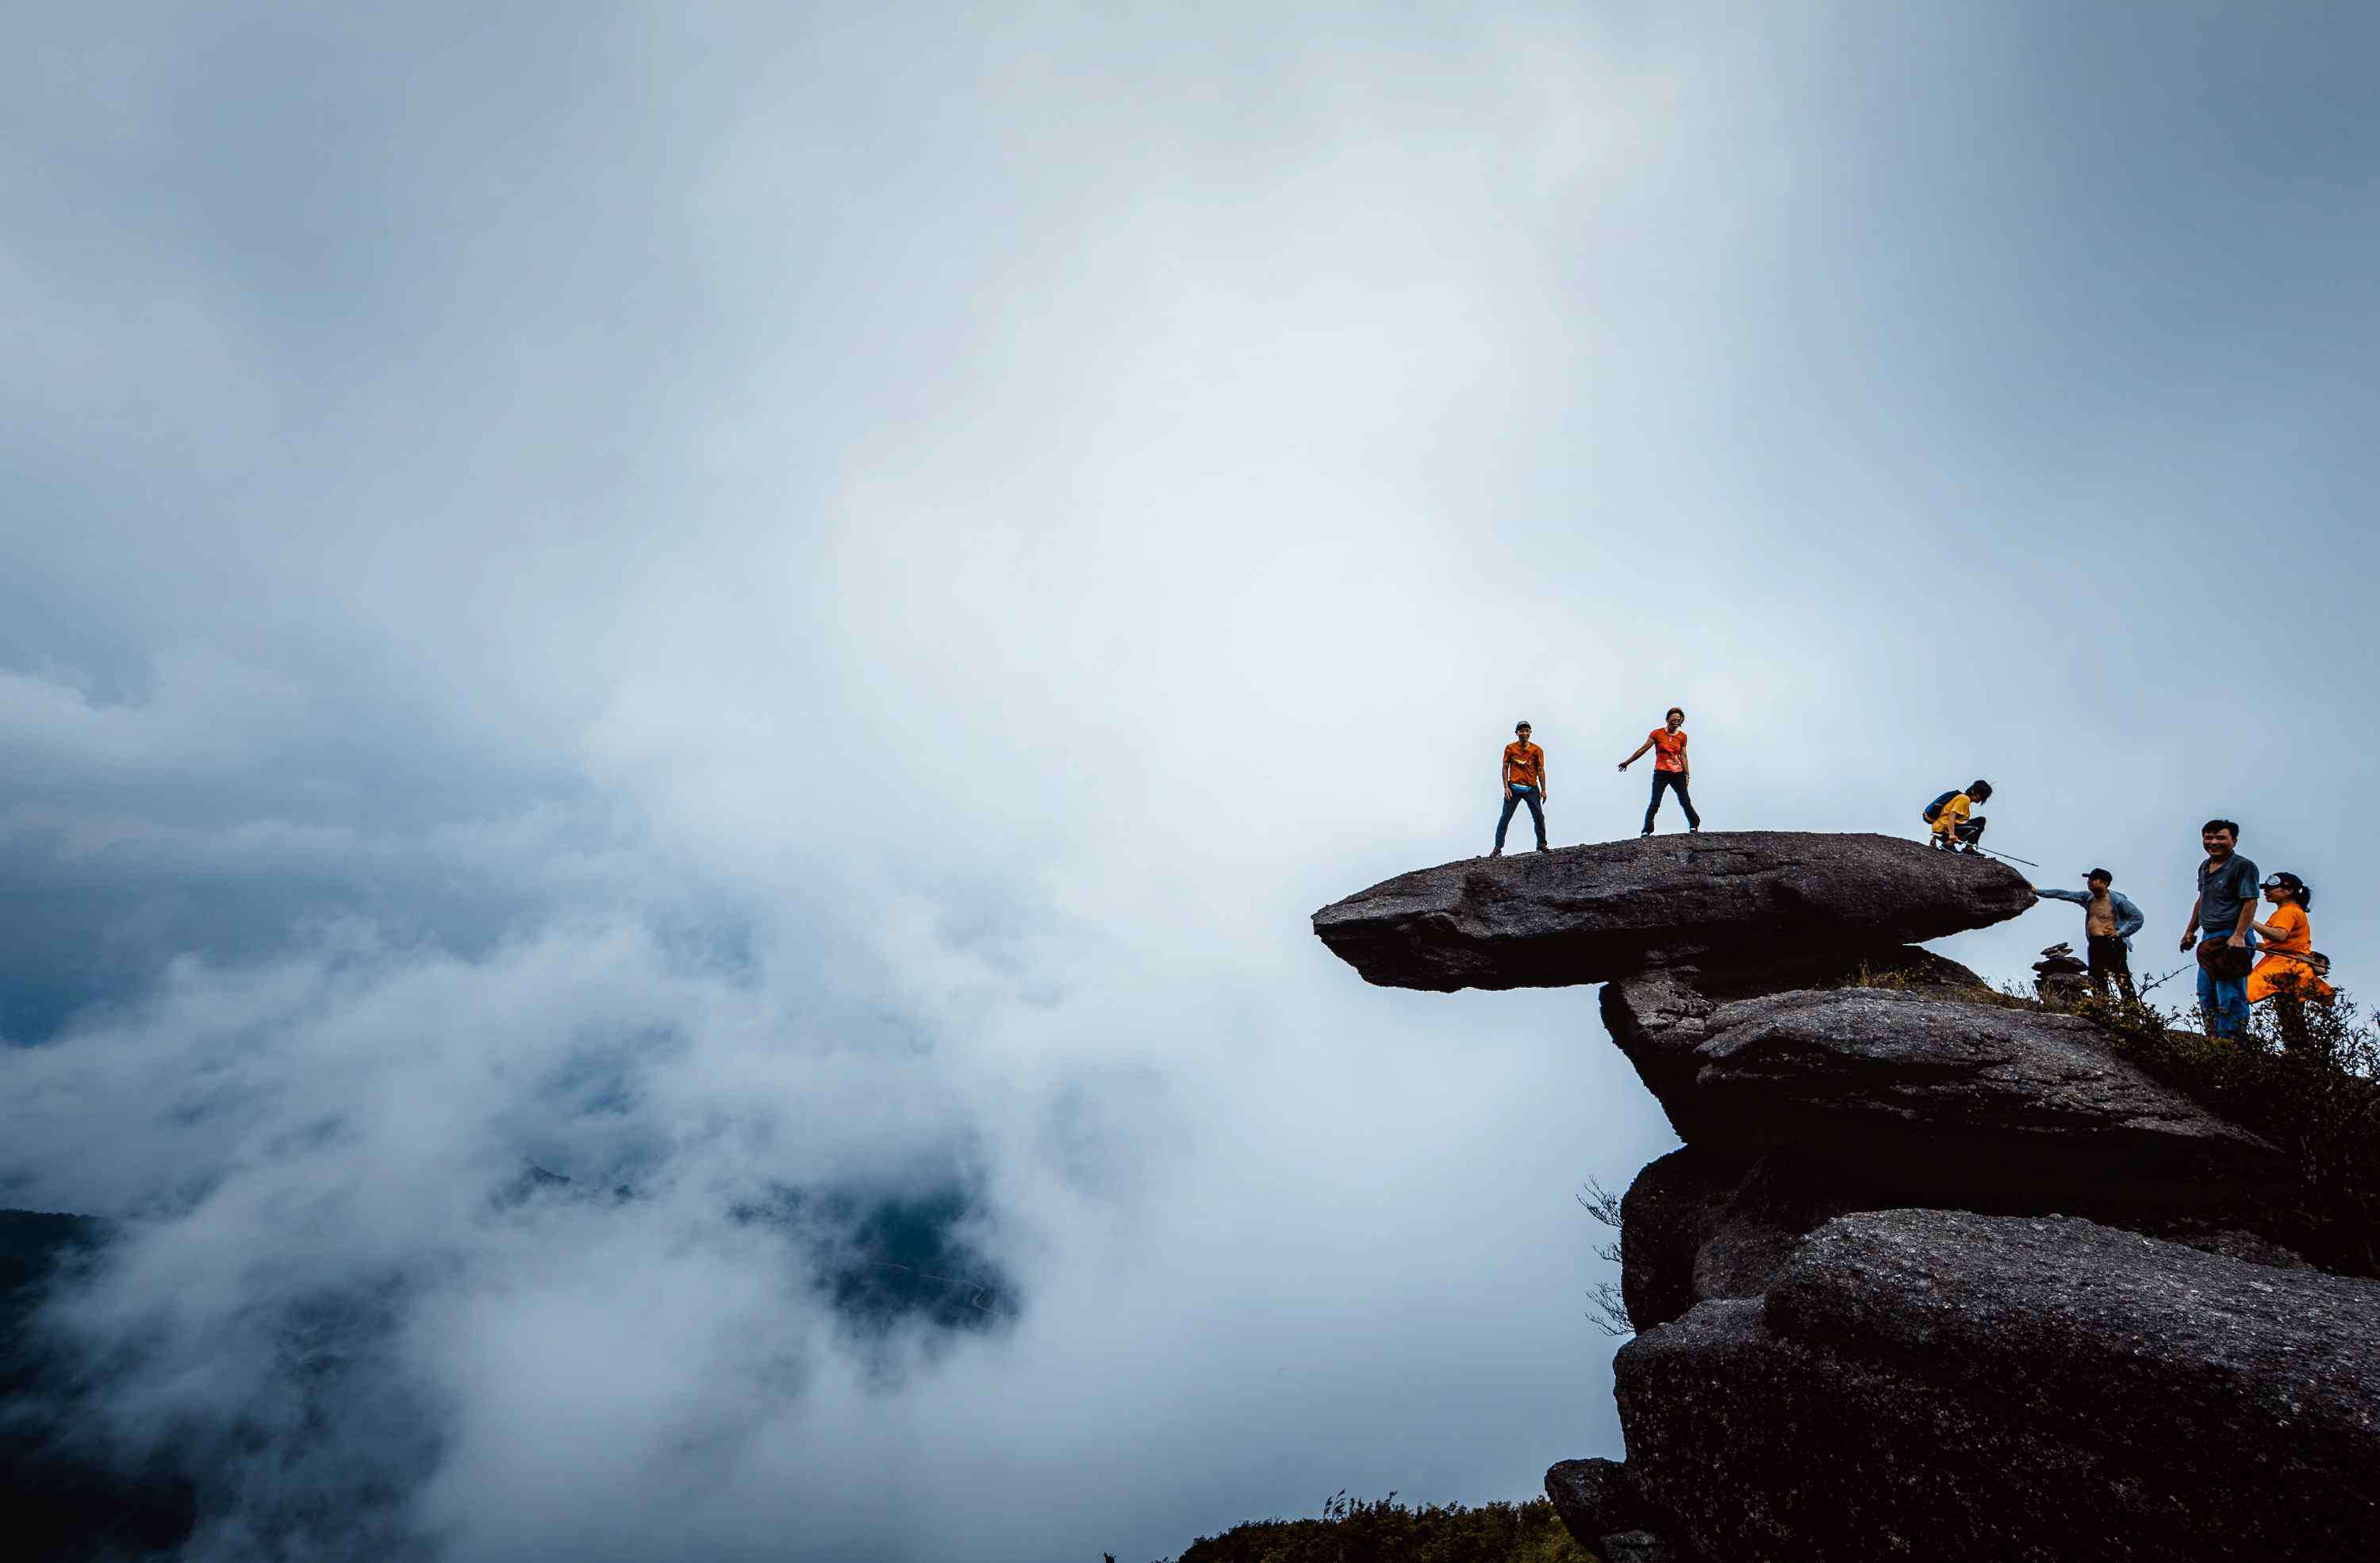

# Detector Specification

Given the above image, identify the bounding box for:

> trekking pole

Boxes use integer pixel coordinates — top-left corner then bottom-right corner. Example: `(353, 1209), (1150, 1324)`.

(1975, 846), (2040, 869)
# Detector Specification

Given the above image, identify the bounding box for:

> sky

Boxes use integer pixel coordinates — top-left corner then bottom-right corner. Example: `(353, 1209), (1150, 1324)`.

(3, 2), (2376, 1559)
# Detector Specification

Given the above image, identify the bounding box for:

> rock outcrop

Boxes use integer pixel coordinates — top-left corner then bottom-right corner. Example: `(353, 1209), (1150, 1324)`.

(1307, 831), (2376, 1563)
(1599, 945), (1991, 1139)
(1614, 1146), (1757, 1331)
(1619, 1146), (1871, 1332)
(1542, 1455), (1705, 1562)
(1311, 831), (2033, 991)
(1619, 1212), (2380, 1562)
(1689, 989), (2282, 1198)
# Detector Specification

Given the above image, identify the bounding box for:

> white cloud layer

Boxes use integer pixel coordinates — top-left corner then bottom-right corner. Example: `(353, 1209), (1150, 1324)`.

(4, 2), (2376, 1559)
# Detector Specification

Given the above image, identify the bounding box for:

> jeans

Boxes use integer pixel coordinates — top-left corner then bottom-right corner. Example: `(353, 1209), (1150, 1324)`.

(1495, 785), (1546, 851)
(2196, 930), (2256, 1039)
(1644, 770), (1699, 833)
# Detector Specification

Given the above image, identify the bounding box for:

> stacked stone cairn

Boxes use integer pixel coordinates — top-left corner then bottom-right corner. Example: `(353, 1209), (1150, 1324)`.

(1313, 831), (2378, 1563)
(2033, 940), (2091, 1003)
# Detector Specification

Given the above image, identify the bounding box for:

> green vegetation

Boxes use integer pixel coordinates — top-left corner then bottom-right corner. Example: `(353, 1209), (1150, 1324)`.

(1844, 960), (2380, 1277)
(2059, 987), (2380, 1277)
(1842, 958), (1983, 994)
(1159, 1492), (1591, 1563)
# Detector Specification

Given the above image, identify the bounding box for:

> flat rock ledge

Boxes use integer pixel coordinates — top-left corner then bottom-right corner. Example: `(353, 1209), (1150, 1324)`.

(1614, 1210), (2380, 1563)
(1312, 831), (2032, 991)
(1688, 989), (2283, 1193)
(1599, 948), (1990, 1140)
(1616, 1142), (2309, 1336)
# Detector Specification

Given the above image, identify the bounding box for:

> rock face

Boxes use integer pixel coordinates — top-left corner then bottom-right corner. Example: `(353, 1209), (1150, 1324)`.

(1617, 1211), (2380, 1563)
(1311, 831), (2377, 1561)
(1616, 1146), (1755, 1333)
(1599, 946), (1990, 1139)
(1690, 989), (2282, 1197)
(1311, 831), (2033, 991)
(1543, 1458), (1698, 1563)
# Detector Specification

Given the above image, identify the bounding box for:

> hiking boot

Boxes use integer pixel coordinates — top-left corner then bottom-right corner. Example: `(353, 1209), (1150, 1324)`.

(1489, 847), (1503, 858)
(1536, 842), (1552, 853)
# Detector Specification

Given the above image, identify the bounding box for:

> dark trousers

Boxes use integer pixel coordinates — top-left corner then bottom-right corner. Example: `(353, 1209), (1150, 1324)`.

(1933, 816), (1987, 848)
(1495, 785), (1546, 851)
(2086, 935), (2136, 1003)
(1644, 770), (1699, 833)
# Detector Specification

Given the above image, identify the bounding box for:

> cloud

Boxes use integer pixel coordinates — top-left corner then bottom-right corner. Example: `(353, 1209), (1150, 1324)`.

(5, 2), (2378, 1560)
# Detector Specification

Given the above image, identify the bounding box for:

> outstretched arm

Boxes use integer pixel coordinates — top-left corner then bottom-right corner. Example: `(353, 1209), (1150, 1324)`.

(1618, 739), (1652, 770)
(2033, 887), (2089, 905)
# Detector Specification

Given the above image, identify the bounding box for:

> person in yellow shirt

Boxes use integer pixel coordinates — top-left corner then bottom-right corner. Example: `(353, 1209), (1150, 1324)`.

(1493, 720), (1550, 857)
(2248, 871), (2332, 1052)
(1923, 780), (1993, 852)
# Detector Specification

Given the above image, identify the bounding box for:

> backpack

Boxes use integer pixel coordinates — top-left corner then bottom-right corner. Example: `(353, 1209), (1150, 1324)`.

(1922, 789), (1961, 825)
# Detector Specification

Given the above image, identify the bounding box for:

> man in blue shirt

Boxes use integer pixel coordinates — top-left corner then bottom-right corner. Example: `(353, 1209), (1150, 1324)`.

(2181, 818), (2259, 1040)
(2033, 868), (2144, 1003)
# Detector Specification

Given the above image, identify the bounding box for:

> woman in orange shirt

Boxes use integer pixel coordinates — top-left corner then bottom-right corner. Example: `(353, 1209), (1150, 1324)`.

(2248, 871), (2331, 1051)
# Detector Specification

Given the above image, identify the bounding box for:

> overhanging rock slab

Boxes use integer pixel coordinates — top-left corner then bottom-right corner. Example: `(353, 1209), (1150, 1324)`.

(1311, 831), (2032, 991)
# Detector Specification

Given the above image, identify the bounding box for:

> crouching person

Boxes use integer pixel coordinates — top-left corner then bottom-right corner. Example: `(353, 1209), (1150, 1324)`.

(1923, 780), (1992, 853)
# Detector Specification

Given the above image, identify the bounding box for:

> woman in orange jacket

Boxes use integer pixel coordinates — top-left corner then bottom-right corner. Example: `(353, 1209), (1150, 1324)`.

(2248, 871), (2332, 1051)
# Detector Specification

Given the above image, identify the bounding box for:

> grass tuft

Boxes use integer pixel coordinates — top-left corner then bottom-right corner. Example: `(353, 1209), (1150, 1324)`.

(1157, 1492), (1593, 1563)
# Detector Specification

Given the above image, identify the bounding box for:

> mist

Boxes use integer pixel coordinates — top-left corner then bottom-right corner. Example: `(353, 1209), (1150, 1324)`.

(6, 3), (2375, 1559)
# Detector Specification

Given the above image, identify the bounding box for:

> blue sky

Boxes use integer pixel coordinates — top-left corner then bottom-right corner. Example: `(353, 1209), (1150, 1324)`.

(4, 4), (2376, 1560)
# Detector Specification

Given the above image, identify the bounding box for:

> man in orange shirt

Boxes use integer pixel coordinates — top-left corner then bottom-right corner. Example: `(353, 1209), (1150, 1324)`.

(1619, 706), (1700, 836)
(1493, 720), (1550, 856)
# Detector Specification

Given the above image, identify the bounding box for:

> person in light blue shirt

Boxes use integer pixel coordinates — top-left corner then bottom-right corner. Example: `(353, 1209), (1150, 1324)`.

(2032, 868), (2144, 1002)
